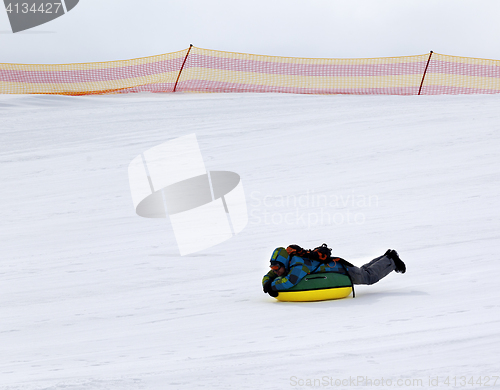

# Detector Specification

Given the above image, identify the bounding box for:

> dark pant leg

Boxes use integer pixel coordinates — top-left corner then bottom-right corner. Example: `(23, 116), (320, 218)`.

(346, 254), (395, 285)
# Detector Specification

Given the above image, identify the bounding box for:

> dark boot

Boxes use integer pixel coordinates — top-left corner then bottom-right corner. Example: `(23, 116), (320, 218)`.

(387, 249), (406, 274)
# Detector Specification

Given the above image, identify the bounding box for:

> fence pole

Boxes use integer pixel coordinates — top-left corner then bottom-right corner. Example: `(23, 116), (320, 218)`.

(418, 51), (433, 95)
(173, 44), (193, 92)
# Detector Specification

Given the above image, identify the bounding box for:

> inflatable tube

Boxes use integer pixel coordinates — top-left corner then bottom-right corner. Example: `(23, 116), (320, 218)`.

(275, 272), (353, 302)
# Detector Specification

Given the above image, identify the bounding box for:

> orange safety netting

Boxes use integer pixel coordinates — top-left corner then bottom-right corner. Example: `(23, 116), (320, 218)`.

(1, 46), (500, 95)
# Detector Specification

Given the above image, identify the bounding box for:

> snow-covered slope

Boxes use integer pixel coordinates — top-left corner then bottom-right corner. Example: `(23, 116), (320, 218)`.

(1, 93), (499, 390)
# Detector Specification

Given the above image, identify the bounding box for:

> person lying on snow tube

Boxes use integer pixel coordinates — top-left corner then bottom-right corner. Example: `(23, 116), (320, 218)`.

(262, 246), (406, 300)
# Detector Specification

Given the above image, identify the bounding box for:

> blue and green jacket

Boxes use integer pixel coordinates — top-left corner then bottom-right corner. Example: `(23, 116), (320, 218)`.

(262, 255), (348, 291)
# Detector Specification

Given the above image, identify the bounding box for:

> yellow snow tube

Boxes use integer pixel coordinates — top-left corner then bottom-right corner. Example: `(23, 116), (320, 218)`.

(275, 272), (353, 302)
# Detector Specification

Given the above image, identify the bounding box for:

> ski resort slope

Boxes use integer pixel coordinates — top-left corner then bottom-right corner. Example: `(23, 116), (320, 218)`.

(1, 93), (499, 390)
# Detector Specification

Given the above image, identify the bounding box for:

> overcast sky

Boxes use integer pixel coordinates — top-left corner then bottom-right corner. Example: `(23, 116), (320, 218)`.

(1, 0), (500, 63)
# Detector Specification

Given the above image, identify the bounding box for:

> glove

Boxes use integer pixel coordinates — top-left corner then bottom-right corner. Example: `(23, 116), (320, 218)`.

(263, 281), (272, 293)
(267, 286), (279, 298)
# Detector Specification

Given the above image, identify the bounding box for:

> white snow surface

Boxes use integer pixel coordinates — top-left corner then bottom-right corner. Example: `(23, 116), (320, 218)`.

(1, 93), (499, 390)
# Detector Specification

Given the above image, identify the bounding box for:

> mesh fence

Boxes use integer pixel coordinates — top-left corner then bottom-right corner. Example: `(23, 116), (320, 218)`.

(0, 48), (189, 95)
(1, 46), (500, 95)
